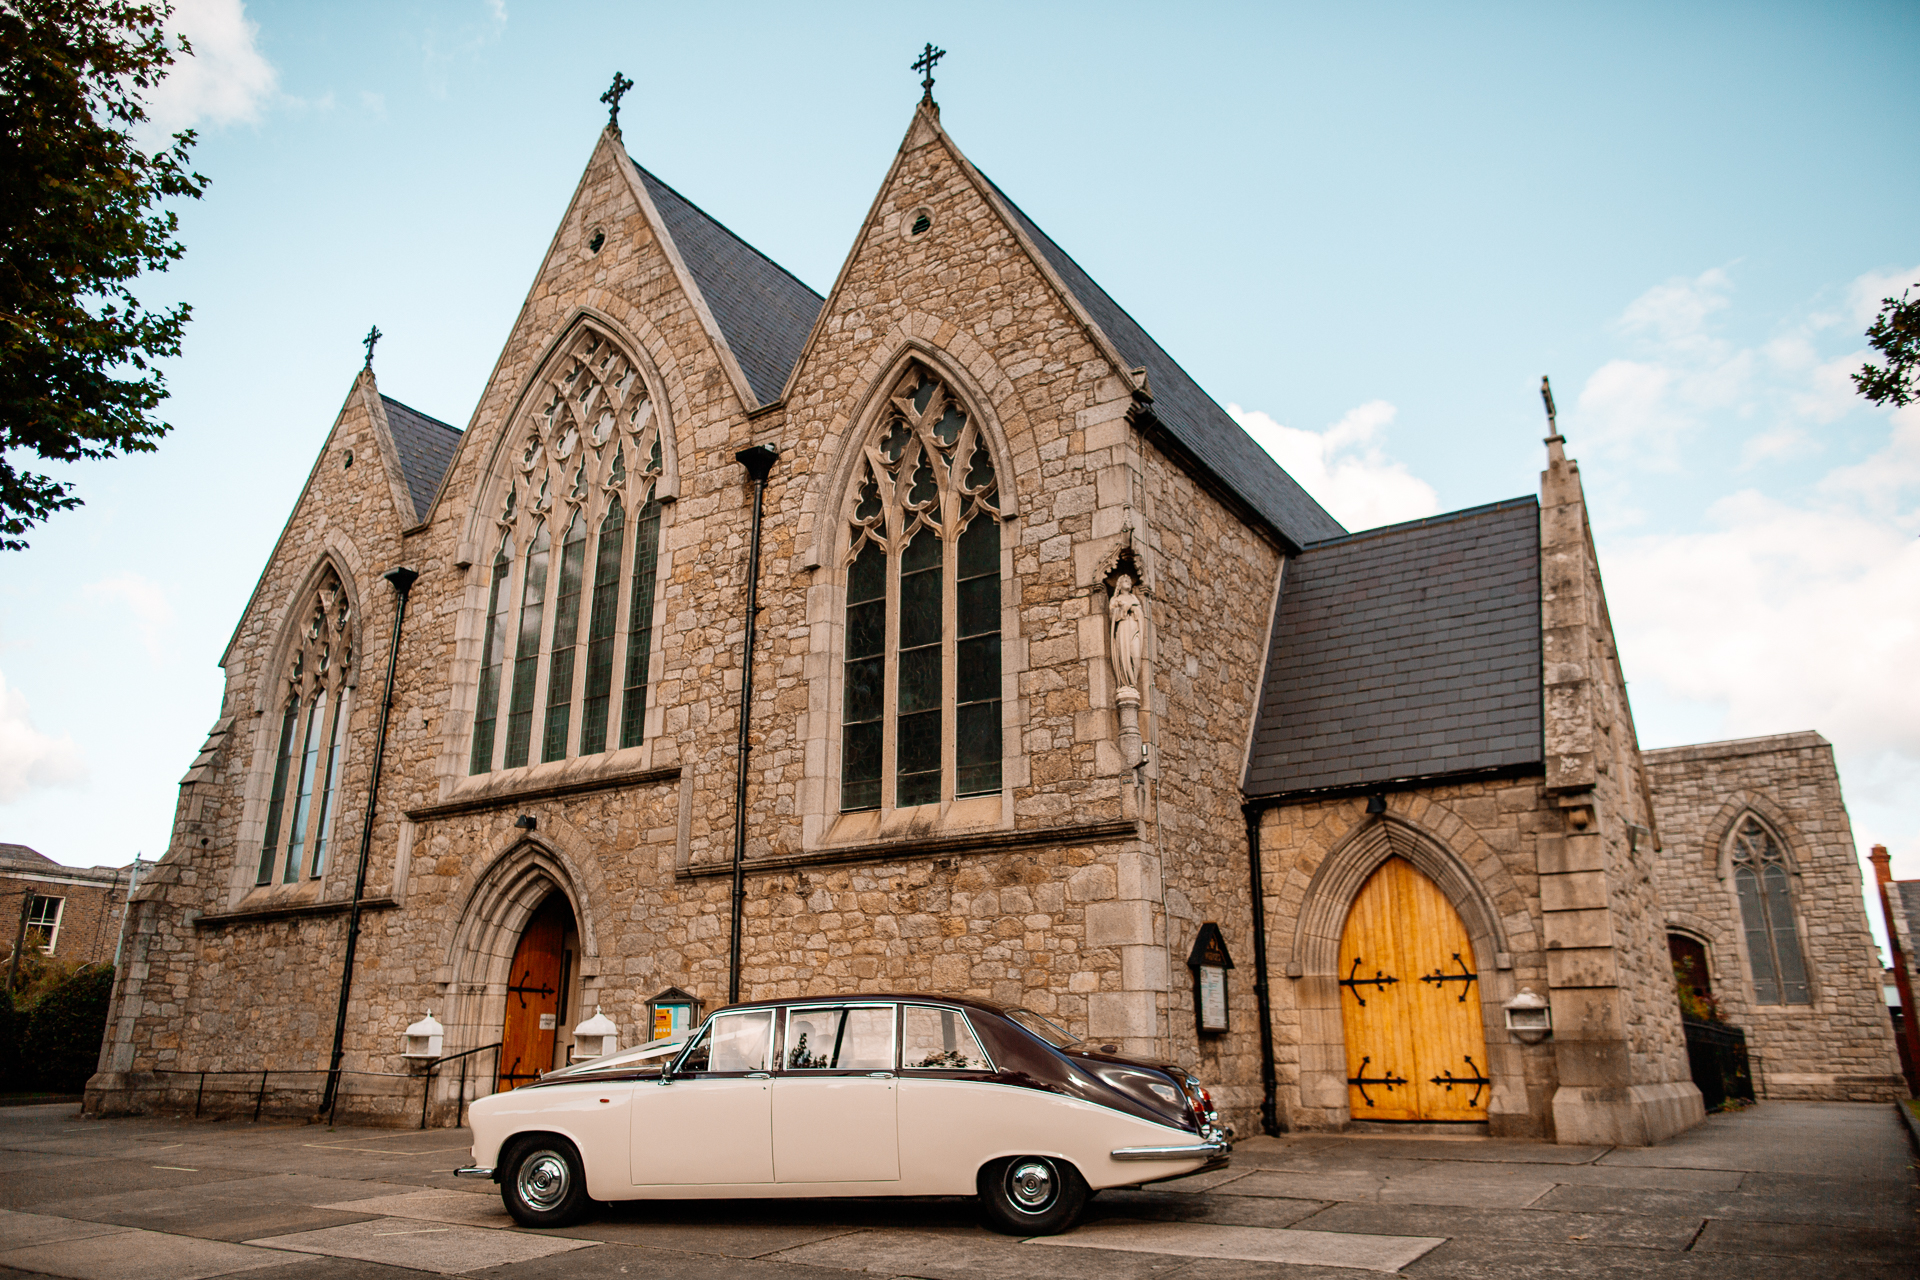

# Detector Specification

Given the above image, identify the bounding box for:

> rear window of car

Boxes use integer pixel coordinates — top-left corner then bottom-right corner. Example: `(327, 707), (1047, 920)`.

(901, 1005), (992, 1071)
(1006, 1007), (1079, 1050)
(782, 1006), (895, 1071)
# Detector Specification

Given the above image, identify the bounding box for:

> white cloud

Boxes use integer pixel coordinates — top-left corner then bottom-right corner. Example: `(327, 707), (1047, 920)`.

(144, 0), (277, 135)
(1229, 401), (1440, 532)
(83, 573), (176, 661)
(0, 671), (87, 804)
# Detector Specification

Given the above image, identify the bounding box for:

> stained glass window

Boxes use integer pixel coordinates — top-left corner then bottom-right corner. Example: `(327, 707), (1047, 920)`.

(580, 498), (624, 755)
(543, 512), (587, 762)
(258, 696), (299, 885)
(839, 365), (1006, 812)
(470, 532), (513, 774)
(467, 325), (668, 773)
(1730, 816), (1811, 1005)
(259, 567), (356, 886)
(620, 491), (661, 749)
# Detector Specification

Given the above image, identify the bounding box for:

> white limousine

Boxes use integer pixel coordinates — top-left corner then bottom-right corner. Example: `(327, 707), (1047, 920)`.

(458, 994), (1230, 1234)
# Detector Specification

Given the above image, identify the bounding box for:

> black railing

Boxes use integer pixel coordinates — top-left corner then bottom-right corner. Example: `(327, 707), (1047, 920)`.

(121, 1043), (502, 1129)
(1682, 1017), (1755, 1110)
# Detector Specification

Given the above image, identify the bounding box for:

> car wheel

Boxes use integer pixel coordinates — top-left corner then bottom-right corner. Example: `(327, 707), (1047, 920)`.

(977, 1155), (1089, 1235)
(500, 1136), (591, 1228)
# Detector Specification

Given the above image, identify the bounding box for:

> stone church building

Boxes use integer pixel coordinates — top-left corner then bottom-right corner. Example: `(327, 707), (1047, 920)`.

(88, 90), (1903, 1144)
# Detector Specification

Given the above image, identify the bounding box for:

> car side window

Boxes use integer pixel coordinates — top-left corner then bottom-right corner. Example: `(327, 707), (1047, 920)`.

(901, 1005), (991, 1070)
(677, 1010), (773, 1074)
(783, 1006), (896, 1070)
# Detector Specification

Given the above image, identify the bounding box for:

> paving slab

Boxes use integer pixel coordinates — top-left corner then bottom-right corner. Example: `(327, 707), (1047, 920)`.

(1089, 1188), (1331, 1229)
(0, 1228), (299, 1280)
(0, 1211), (127, 1251)
(1594, 1102), (1913, 1178)
(1293, 1200), (1705, 1250)
(1030, 1218), (1446, 1271)
(1532, 1182), (1920, 1231)
(770, 1226), (1193, 1278)
(317, 1190), (512, 1230)
(1218, 1167), (1557, 1208)
(1404, 1234), (1918, 1279)
(0, 1160), (257, 1212)
(248, 1219), (594, 1275)
(1691, 1217), (1920, 1266)
(462, 1239), (896, 1279)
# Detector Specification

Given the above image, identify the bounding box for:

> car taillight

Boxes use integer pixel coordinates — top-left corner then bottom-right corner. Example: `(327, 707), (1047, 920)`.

(1182, 1073), (1220, 1136)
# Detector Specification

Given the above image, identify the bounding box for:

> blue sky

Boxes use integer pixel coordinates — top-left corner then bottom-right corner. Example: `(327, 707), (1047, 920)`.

(2, 1), (1916, 932)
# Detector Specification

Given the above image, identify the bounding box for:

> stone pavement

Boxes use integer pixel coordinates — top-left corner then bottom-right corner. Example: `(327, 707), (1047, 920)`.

(0, 1101), (1912, 1279)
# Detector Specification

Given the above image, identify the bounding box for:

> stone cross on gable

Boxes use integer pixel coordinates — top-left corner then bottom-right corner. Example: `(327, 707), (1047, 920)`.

(601, 71), (635, 132)
(362, 324), (382, 369)
(912, 43), (945, 101)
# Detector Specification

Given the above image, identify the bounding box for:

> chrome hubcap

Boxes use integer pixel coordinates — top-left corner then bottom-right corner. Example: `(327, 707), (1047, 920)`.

(1007, 1159), (1056, 1212)
(517, 1151), (570, 1211)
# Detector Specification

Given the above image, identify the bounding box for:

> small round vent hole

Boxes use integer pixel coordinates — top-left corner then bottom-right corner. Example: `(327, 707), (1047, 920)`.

(588, 228), (606, 254)
(910, 213), (932, 236)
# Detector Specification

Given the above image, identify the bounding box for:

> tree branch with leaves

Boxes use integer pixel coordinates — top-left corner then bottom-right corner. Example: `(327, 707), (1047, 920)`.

(0, 0), (207, 550)
(1852, 285), (1919, 409)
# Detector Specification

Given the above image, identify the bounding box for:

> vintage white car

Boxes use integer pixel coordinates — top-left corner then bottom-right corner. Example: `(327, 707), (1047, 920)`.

(458, 995), (1229, 1233)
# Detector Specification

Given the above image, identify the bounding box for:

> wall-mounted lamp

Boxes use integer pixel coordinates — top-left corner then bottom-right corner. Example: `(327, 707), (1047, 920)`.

(1365, 794), (1387, 815)
(1505, 987), (1552, 1044)
(401, 1009), (445, 1060)
(513, 814), (537, 831)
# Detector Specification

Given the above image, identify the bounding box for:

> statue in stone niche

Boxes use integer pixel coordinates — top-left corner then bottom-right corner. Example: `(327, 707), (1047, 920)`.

(1109, 573), (1144, 697)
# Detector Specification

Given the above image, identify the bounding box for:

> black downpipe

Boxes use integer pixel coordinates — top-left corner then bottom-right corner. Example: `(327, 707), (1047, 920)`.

(728, 445), (778, 1005)
(323, 565), (418, 1118)
(1244, 801), (1282, 1136)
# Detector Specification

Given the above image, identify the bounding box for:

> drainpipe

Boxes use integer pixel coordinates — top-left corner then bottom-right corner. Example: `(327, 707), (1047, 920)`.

(1243, 802), (1281, 1136)
(728, 446), (778, 1006)
(322, 565), (418, 1118)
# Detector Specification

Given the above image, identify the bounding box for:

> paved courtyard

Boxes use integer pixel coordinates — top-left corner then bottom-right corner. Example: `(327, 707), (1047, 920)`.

(0, 1101), (1912, 1279)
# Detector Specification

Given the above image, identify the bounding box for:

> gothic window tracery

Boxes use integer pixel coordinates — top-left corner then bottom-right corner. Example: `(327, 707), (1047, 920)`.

(469, 325), (666, 774)
(1729, 815), (1811, 1005)
(257, 567), (356, 886)
(841, 365), (1004, 812)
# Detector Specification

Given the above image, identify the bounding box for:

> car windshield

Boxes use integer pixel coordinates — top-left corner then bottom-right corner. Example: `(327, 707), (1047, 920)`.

(1006, 1007), (1079, 1049)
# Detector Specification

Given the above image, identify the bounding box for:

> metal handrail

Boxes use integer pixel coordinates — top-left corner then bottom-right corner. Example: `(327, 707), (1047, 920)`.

(125, 1043), (506, 1129)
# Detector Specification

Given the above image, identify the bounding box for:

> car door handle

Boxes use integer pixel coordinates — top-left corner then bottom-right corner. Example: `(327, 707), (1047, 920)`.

(867, 1072), (894, 1079)
(746, 1072), (771, 1079)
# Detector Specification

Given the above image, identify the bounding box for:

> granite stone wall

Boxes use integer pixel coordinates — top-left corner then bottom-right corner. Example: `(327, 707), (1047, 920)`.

(1645, 732), (1903, 1101)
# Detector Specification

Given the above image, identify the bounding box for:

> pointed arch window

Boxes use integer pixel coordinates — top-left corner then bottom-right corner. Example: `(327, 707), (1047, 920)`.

(468, 325), (668, 774)
(841, 365), (1005, 812)
(257, 568), (356, 886)
(1729, 815), (1811, 1005)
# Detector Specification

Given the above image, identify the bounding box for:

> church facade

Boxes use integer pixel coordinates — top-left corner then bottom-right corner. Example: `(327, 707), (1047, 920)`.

(88, 94), (1902, 1143)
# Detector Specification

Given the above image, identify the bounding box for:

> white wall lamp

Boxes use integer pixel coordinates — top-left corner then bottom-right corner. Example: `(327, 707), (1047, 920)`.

(571, 1007), (618, 1062)
(401, 1010), (445, 1060)
(1504, 988), (1552, 1044)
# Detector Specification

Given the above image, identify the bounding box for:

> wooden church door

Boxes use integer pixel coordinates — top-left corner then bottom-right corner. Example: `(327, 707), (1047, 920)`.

(1338, 857), (1490, 1122)
(497, 897), (568, 1091)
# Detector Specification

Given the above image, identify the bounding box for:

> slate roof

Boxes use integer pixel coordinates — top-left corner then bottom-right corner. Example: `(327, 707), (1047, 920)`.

(0, 843), (54, 866)
(1244, 498), (1543, 798)
(632, 161), (825, 407)
(979, 173), (1346, 552)
(381, 396), (462, 524)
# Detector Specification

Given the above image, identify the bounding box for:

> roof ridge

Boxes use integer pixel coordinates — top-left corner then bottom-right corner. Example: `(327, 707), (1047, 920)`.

(628, 158), (824, 303)
(1299, 495), (1538, 550)
(379, 394), (462, 435)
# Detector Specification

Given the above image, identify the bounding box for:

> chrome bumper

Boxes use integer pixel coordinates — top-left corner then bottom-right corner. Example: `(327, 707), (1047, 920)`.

(453, 1165), (495, 1179)
(1111, 1138), (1231, 1162)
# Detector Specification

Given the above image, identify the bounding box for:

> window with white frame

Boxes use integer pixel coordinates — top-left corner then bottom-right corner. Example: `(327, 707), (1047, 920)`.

(470, 325), (666, 774)
(259, 568), (356, 886)
(25, 895), (62, 954)
(841, 365), (1004, 812)
(1729, 814), (1812, 1005)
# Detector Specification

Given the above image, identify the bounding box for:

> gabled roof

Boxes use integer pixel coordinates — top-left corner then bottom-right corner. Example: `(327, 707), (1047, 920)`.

(0, 842), (55, 866)
(979, 173), (1346, 551)
(381, 395), (462, 524)
(1245, 498), (1543, 798)
(631, 162), (824, 406)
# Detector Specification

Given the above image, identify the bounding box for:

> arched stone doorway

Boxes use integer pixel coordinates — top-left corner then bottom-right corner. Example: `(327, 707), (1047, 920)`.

(496, 892), (581, 1090)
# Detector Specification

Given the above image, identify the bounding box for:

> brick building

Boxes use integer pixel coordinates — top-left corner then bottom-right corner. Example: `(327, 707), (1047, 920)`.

(87, 92), (1903, 1141)
(2, 844), (138, 969)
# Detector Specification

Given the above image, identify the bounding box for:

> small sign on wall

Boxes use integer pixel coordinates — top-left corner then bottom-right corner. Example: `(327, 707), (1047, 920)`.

(538, 1013), (557, 1031)
(1188, 922), (1234, 1037)
(647, 986), (701, 1042)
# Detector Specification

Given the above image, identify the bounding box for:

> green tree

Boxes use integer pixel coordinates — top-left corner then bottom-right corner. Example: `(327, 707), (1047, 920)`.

(0, 1), (206, 551)
(22, 963), (114, 1093)
(1853, 286), (1920, 409)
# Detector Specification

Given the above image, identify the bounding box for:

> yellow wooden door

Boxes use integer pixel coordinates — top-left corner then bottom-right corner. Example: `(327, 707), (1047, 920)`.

(1338, 857), (1490, 1122)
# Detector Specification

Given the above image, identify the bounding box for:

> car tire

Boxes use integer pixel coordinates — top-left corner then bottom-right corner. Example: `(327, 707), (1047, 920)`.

(977, 1155), (1089, 1235)
(500, 1135), (591, 1228)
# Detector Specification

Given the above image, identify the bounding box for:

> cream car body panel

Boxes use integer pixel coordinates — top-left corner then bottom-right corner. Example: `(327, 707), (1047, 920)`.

(466, 1078), (635, 1202)
(631, 1076), (773, 1186)
(770, 1075), (899, 1182)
